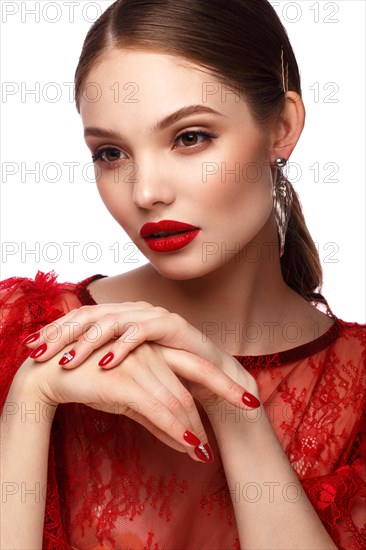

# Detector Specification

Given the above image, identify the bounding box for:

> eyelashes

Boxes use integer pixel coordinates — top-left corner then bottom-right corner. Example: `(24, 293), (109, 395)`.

(91, 129), (218, 166)
(92, 148), (122, 164)
(174, 129), (218, 149)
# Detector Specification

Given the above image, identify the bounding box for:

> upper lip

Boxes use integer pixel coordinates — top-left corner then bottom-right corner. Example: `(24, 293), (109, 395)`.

(140, 219), (200, 238)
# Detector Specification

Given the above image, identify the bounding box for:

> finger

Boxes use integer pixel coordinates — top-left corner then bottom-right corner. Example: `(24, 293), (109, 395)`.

(99, 314), (221, 370)
(143, 345), (211, 443)
(26, 305), (163, 366)
(86, 399), (188, 454)
(102, 343), (215, 461)
(125, 410), (210, 463)
(127, 346), (209, 446)
(119, 408), (193, 455)
(60, 309), (167, 369)
(159, 346), (261, 410)
(22, 306), (100, 347)
(21, 302), (156, 348)
(110, 379), (212, 463)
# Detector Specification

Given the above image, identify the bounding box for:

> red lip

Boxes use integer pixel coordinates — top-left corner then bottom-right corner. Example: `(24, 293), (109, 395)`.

(140, 220), (199, 238)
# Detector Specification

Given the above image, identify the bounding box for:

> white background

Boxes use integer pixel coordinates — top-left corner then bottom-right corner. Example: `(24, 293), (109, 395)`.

(1, 0), (365, 322)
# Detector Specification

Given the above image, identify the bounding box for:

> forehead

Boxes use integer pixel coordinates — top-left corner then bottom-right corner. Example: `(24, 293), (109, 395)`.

(79, 48), (251, 126)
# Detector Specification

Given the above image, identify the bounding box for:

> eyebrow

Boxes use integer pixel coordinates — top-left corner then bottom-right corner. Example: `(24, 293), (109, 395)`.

(84, 105), (226, 139)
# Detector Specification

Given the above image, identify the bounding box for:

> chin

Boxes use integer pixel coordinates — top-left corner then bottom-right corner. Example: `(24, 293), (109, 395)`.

(148, 256), (218, 281)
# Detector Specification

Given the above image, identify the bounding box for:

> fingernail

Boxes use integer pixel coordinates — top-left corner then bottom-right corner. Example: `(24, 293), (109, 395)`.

(242, 392), (261, 409)
(194, 443), (214, 464)
(98, 352), (114, 367)
(59, 350), (76, 366)
(183, 430), (201, 446)
(21, 332), (40, 345)
(30, 343), (47, 359)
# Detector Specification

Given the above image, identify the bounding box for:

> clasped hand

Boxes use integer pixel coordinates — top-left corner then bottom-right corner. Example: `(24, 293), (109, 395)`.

(21, 302), (261, 463)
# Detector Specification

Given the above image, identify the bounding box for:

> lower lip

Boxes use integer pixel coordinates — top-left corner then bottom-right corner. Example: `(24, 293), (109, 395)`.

(143, 229), (200, 252)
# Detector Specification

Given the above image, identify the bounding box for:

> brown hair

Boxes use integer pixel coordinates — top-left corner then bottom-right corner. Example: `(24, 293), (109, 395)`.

(74, 0), (330, 309)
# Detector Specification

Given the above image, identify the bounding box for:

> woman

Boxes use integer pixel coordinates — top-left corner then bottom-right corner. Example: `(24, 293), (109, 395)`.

(1, 0), (365, 548)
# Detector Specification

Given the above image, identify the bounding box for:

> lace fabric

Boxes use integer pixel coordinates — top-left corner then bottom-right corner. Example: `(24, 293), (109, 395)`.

(1, 270), (365, 549)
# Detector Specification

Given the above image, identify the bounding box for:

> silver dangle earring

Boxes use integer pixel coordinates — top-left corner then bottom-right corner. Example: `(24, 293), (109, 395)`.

(273, 158), (293, 257)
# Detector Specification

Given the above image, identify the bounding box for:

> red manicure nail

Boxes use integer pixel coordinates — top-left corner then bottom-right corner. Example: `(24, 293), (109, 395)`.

(183, 430), (201, 446)
(242, 392), (261, 408)
(194, 443), (214, 464)
(30, 343), (47, 359)
(98, 352), (114, 367)
(21, 332), (40, 346)
(59, 350), (76, 365)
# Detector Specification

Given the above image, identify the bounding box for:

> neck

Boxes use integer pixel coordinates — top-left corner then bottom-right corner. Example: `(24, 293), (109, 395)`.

(143, 219), (308, 355)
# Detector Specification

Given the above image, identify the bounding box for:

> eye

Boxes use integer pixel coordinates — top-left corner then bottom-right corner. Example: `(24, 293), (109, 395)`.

(173, 130), (218, 149)
(92, 147), (125, 164)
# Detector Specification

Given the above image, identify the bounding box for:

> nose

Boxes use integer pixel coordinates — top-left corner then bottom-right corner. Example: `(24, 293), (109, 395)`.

(132, 155), (175, 209)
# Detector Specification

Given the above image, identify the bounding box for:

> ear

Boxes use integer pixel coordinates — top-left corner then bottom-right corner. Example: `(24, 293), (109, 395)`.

(268, 91), (305, 162)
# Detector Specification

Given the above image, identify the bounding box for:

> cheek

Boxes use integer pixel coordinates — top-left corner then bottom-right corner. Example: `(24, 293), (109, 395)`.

(191, 139), (275, 248)
(95, 169), (132, 223)
(200, 150), (273, 224)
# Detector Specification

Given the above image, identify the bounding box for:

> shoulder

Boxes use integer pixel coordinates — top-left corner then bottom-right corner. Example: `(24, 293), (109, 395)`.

(83, 265), (153, 304)
(0, 270), (105, 409)
(320, 317), (366, 407)
(0, 269), (106, 353)
(0, 270), (105, 315)
(336, 317), (366, 334)
(316, 317), (366, 376)
(334, 318), (365, 358)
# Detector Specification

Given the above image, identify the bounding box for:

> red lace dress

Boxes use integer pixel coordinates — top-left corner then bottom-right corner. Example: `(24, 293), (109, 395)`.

(0, 270), (365, 550)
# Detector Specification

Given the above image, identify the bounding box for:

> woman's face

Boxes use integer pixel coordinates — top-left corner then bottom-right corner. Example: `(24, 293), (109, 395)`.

(80, 48), (275, 280)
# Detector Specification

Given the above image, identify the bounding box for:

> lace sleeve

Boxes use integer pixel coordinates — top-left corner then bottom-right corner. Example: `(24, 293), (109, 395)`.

(1, 271), (65, 409)
(300, 403), (366, 549)
(0, 270), (82, 549)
